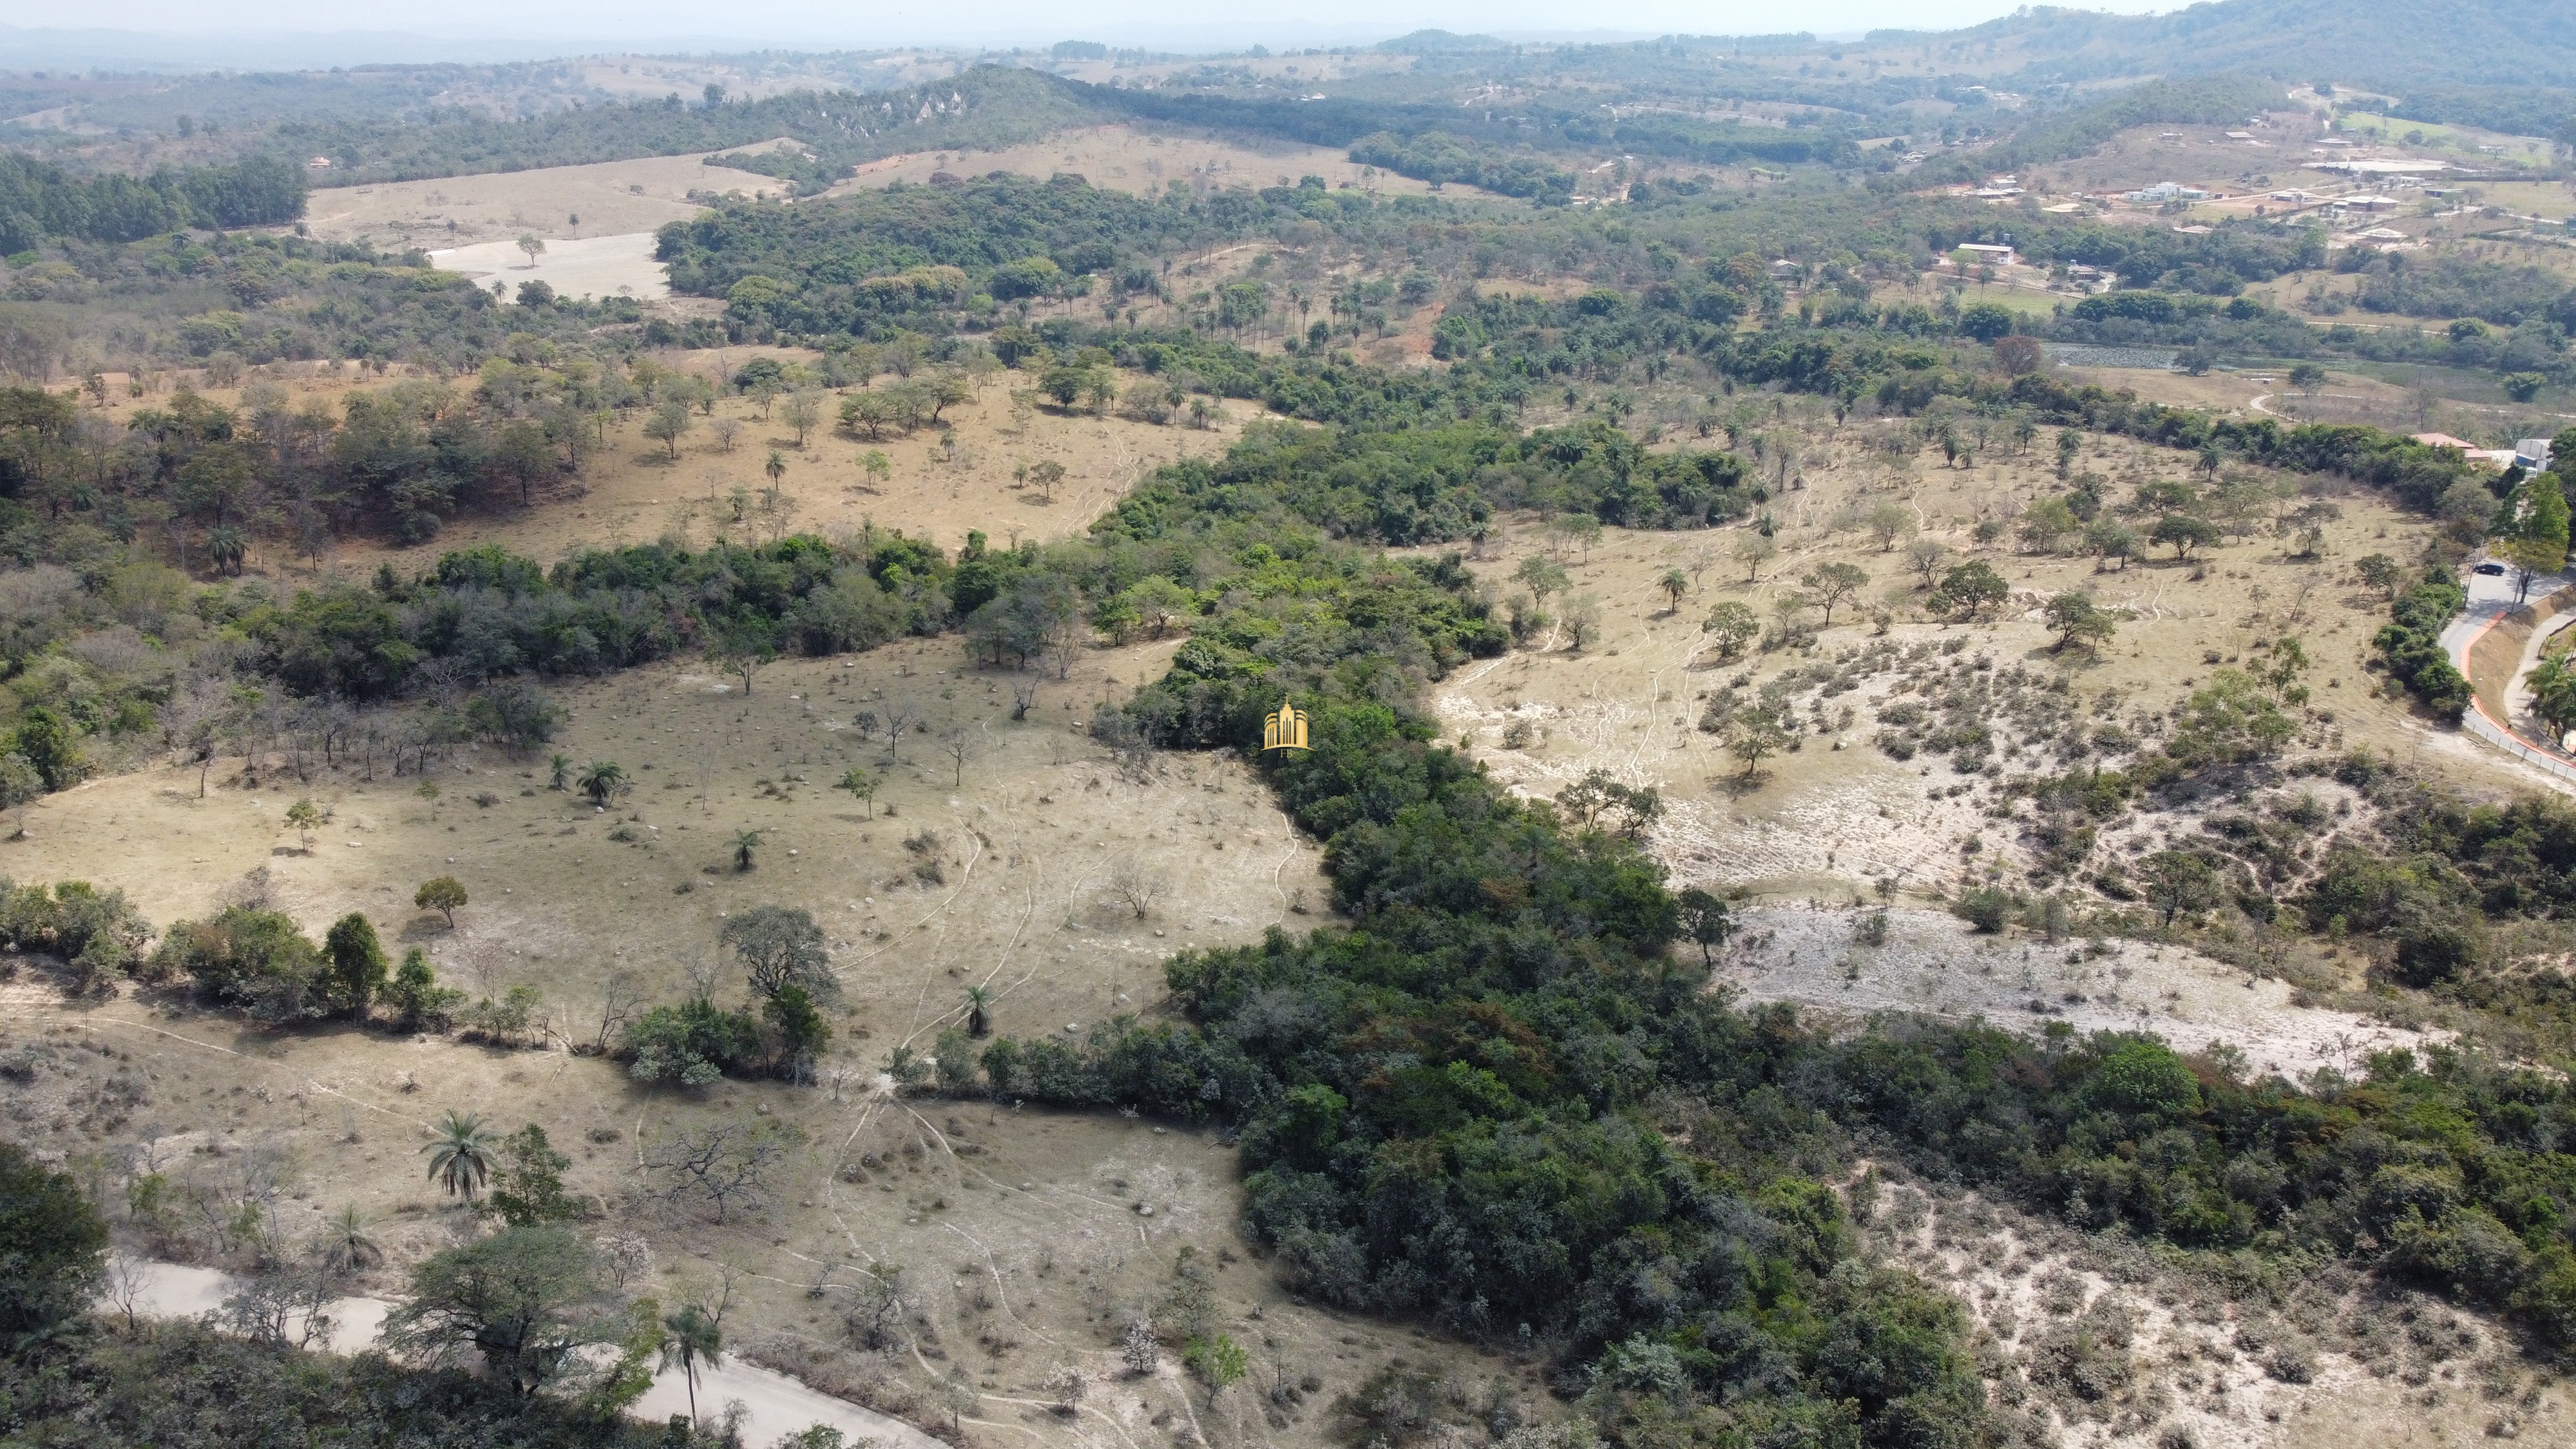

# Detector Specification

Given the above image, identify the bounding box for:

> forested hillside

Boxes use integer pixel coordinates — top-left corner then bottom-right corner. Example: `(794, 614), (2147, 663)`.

(0, 153), (306, 250)
(1900, 0), (2576, 92)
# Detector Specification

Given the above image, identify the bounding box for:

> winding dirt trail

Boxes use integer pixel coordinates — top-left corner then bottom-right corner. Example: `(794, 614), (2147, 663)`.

(115, 1260), (946, 1449)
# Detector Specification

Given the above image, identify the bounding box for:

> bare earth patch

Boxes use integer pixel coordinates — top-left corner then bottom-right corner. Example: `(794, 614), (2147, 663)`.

(298, 142), (799, 251)
(1719, 904), (2442, 1081)
(1861, 1175), (2568, 1449)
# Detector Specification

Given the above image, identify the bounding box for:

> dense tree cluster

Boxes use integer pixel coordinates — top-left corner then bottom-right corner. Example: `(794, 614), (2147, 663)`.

(1346, 131), (1575, 203)
(0, 153), (305, 252)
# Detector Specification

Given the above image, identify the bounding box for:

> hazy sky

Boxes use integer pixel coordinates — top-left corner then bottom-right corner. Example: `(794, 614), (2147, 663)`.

(0, 0), (2177, 52)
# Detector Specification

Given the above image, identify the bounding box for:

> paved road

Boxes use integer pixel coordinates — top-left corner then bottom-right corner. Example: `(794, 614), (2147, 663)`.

(2436, 564), (2561, 673)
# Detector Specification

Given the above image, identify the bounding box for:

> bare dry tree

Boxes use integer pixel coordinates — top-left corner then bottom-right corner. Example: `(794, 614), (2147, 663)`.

(589, 970), (647, 1054)
(642, 1115), (799, 1224)
(1105, 862), (1167, 920)
(879, 701), (920, 766)
(937, 723), (980, 787)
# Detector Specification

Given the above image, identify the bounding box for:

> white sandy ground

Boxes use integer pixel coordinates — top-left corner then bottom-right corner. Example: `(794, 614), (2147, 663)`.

(1720, 904), (2441, 1081)
(428, 232), (669, 305)
(299, 142), (798, 251)
(115, 1259), (944, 1449)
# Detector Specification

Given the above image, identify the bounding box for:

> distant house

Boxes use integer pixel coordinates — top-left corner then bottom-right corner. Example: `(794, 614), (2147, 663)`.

(2310, 157), (2445, 175)
(2414, 433), (2516, 468)
(2121, 182), (2208, 203)
(307, 156), (333, 169)
(1767, 258), (1799, 279)
(2518, 439), (2556, 471)
(1954, 242), (2016, 266)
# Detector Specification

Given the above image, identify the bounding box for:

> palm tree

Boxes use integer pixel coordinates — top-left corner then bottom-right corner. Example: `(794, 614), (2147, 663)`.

(547, 752), (571, 791)
(421, 1111), (495, 1205)
(320, 1204), (381, 1275)
(577, 759), (625, 808)
(660, 1302), (723, 1425)
(964, 985), (993, 1038)
(731, 829), (761, 871)
(207, 526), (247, 577)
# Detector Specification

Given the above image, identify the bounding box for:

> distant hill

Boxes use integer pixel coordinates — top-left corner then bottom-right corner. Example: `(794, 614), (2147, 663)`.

(1375, 30), (1511, 55)
(1941, 0), (2576, 93)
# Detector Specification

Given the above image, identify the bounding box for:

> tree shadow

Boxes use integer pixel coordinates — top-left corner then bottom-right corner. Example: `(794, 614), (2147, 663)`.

(394, 915), (454, 944)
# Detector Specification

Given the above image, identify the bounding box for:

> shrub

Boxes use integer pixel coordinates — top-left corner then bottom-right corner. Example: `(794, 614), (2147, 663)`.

(150, 907), (326, 1021)
(0, 1141), (107, 1336)
(0, 878), (150, 986)
(620, 997), (764, 1087)
(1952, 887), (2016, 933)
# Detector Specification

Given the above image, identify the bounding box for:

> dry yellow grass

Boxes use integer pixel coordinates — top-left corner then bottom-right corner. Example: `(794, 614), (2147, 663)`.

(300, 143), (800, 252)
(825, 122), (1473, 200)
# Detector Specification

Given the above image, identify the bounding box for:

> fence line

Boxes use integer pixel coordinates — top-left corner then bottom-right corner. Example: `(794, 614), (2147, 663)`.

(2461, 702), (2576, 789)
(2443, 592), (2576, 795)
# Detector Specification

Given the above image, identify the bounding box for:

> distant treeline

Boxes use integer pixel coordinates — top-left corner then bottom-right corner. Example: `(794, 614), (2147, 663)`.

(1346, 131), (1575, 202)
(2348, 85), (2576, 144)
(0, 153), (306, 251)
(255, 61), (1875, 204)
(292, 67), (1105, 189)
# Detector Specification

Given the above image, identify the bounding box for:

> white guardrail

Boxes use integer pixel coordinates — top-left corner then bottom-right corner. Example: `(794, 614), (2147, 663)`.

(2448, 589), (2576, 791)
(2462, 700), (2576, 788)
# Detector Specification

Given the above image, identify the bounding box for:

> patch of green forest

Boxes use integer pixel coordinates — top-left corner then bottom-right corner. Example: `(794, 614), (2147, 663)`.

(0, 153), (307, 251)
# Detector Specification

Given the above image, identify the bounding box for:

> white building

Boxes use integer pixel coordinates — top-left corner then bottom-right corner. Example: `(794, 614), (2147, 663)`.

(2121, 182), (2208, 203)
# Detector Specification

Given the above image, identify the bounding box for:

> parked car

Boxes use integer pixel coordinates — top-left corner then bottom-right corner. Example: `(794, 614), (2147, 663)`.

(2473, 562), (2508, 576)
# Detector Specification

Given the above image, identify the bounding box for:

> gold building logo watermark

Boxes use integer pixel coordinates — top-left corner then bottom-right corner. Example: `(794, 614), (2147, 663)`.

(1263, 696), (1310, 753)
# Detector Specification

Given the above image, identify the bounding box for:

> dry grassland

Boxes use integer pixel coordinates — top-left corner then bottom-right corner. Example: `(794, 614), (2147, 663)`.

(1442, 430), (2512, 868)
(394, 364), (1243, 562)
(300, 142), (799, 252)
(30, 271), (2576, 1449)
(81, 352), (1257, 571)
(825, 124), (1469, 200)
(0, 630), (1499, 1448)
(1431, 420), (2555, 1077)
